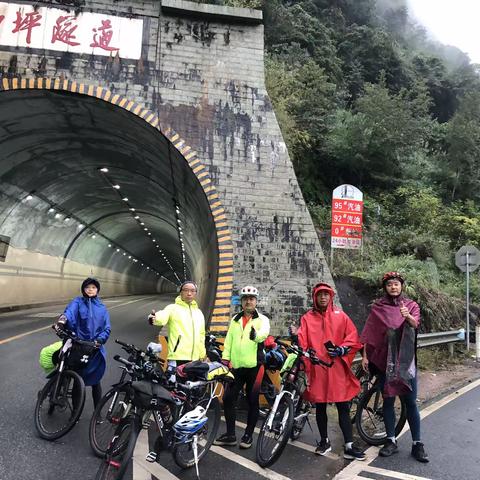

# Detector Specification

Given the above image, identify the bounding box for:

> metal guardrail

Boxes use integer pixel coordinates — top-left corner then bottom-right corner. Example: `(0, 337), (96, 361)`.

(418, 329), (465, 348)
(352, 329), (466, 364)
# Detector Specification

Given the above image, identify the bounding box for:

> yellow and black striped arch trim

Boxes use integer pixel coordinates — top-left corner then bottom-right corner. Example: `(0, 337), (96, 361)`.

(0, 76), (233, 329)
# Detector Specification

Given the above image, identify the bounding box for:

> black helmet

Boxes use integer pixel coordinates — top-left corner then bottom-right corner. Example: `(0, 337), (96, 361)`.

(81, 277), (100, 296)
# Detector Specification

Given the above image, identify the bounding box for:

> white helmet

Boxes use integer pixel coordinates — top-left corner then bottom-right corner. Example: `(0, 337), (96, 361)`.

(173, 406), (207, 440)
(240, 285), (259, 298)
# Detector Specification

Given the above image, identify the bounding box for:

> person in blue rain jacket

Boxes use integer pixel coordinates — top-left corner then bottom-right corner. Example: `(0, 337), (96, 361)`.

(56, 277), (111, 408)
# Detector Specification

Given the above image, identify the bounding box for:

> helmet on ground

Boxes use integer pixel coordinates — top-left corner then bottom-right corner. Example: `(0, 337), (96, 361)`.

(173, 406), (208, 441)
(382, 271), (405, 285)
(265, 346), (287, 371)
(240, 285), (259, 298)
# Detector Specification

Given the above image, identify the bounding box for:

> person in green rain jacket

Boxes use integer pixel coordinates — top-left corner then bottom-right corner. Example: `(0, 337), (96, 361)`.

(214, 285), (270, 450)
(148, 281), (206, 363)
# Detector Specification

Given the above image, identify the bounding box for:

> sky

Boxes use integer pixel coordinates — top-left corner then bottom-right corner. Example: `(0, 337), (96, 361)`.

(407, 0), (480, 63)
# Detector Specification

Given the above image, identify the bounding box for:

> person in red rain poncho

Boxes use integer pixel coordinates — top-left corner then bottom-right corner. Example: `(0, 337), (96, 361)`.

(290, 282), (365, 460)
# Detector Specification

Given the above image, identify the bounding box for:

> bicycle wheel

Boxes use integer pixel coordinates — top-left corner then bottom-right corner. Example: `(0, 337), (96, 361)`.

(95, 416), (139, 480)
(355, 386), (407, 445)
(290, 399), (310, 440)
(256, 393), (294, 468)
(90, 388), (130, 457)
(173, 397), (221, 468)
(34, 370), (85, 440)
(350, 365), (369, 423)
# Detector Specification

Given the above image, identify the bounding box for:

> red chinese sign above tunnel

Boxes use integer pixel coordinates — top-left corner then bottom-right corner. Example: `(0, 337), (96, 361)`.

(0, 2), (143, 59)
(331, 184), (363, 250)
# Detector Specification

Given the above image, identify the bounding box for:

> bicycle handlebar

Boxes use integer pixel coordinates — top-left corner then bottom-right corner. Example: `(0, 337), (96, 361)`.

(53, 325), (99, 348)
(275, 337), (333, 368)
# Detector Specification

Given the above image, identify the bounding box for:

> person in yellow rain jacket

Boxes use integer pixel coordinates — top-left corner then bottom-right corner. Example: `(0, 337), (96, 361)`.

(214, 285), (270, 450)
(148, 281), (206, 365)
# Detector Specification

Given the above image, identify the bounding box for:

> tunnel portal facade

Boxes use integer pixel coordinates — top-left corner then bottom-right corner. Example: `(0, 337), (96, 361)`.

(0, 0), (334, 332)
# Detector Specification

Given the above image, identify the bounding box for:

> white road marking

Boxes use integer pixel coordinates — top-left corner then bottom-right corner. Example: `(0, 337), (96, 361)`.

(359, 465), (434, 480)
(133, 428), (181, 480)
(334, 378), (480, 479)
(109, 296), (158, 310)
(234, 419), (341, 460)
(210, 445), (293, 480)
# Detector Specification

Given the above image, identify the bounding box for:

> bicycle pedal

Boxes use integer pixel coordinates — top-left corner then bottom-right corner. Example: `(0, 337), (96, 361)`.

(145, 451), (157, 463)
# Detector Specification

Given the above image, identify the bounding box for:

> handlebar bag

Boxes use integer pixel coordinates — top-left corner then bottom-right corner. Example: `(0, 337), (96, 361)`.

(67, 341), (98, 370)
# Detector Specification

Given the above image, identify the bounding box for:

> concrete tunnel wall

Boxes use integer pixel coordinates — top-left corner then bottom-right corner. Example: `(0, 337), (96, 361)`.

(0, 88), (220, 311)
(0, 0), (335, 331)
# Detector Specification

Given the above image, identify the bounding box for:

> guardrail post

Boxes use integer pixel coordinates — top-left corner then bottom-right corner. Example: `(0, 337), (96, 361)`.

(448, 343), (454, 357)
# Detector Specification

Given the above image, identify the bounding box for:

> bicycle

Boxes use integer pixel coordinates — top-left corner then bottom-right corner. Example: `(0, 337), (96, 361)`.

(34, 326), (99, 440)
(89, 339), (164, 457)
(355, 372), (407, 445)
(255, 337), (333, 468)
(95, 350), (231, 479)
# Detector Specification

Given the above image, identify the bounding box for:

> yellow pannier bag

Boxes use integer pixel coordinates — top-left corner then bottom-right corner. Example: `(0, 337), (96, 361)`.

(39, 341), (63, 373)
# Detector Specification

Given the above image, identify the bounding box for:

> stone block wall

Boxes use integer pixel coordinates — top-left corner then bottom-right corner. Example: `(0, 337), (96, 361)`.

(0, 0), (334, 331)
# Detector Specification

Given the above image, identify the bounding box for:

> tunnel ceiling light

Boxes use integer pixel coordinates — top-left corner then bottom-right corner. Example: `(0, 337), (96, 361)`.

(100, 167), (109, 173)
(128, 256), (132, 259)
(108, 244), (112, 247)
(123, 252), (126, 256)
(148, 232), (151, 236)
(122, 197), (129, 202)
(134, 216), (140, 219)
(48, 207), (55, 213)
(78, 224), (84, 229)
(113, 185), (121, 190)
(144, 228), (148, 231)
(177, 218), (181, 224)
(152, 239), (156, 243)
(92, 234), (96, 239)
(26, 195), (33, 201)
(129, 208), (135, 212)
(64, 217), (70, 222)
(140, 222), (145, 226)
(55, 213), (62, 219)
(116, 248), (120, 252)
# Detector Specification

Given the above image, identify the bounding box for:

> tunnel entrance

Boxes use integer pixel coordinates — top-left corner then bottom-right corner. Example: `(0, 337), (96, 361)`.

(0, 80), (232, 324)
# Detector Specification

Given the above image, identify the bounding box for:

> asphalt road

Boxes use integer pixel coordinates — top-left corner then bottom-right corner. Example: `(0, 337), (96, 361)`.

(0, 295), (348, 480)
(3, 295), (478, 480)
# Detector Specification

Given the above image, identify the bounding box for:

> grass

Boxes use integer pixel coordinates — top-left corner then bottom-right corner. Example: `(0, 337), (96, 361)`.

(417, 344), (468, 371)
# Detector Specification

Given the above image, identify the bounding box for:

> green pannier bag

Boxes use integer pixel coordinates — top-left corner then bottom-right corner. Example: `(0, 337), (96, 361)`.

(39, 341), (63, 373)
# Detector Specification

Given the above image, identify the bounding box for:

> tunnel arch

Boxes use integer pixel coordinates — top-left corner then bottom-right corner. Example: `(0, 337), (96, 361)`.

(0, 76), (232, 328)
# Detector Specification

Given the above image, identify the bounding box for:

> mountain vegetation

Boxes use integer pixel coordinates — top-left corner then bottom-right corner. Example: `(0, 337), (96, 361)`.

(196, 0), (480, 330)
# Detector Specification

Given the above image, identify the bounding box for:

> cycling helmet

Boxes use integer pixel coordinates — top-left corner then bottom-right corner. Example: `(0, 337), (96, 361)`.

(146, 342), (163, 355)
(265, 346), (287, 371)
(240, 285), (259, 298)
(382, 271), (405, 285)
(173, 406), (208, 442)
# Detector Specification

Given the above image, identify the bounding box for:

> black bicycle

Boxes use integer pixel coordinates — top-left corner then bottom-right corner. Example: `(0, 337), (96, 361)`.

(95, 348), (231, 479)
(34, 326), (99, 440)
(89, 339), (163, 457)
(355, 372), (407, 445)
(255, 338), (333, 468)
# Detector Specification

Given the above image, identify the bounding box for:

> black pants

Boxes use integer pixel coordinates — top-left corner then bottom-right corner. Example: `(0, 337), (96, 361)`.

(223, 365), (264, 436)
(316, 401), (353, 443)
(73, 382), (102, 410)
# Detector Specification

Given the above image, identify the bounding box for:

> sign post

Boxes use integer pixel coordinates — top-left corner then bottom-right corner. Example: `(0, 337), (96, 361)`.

(330, 185), (363, 269)
(455, 245), (480, 353)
